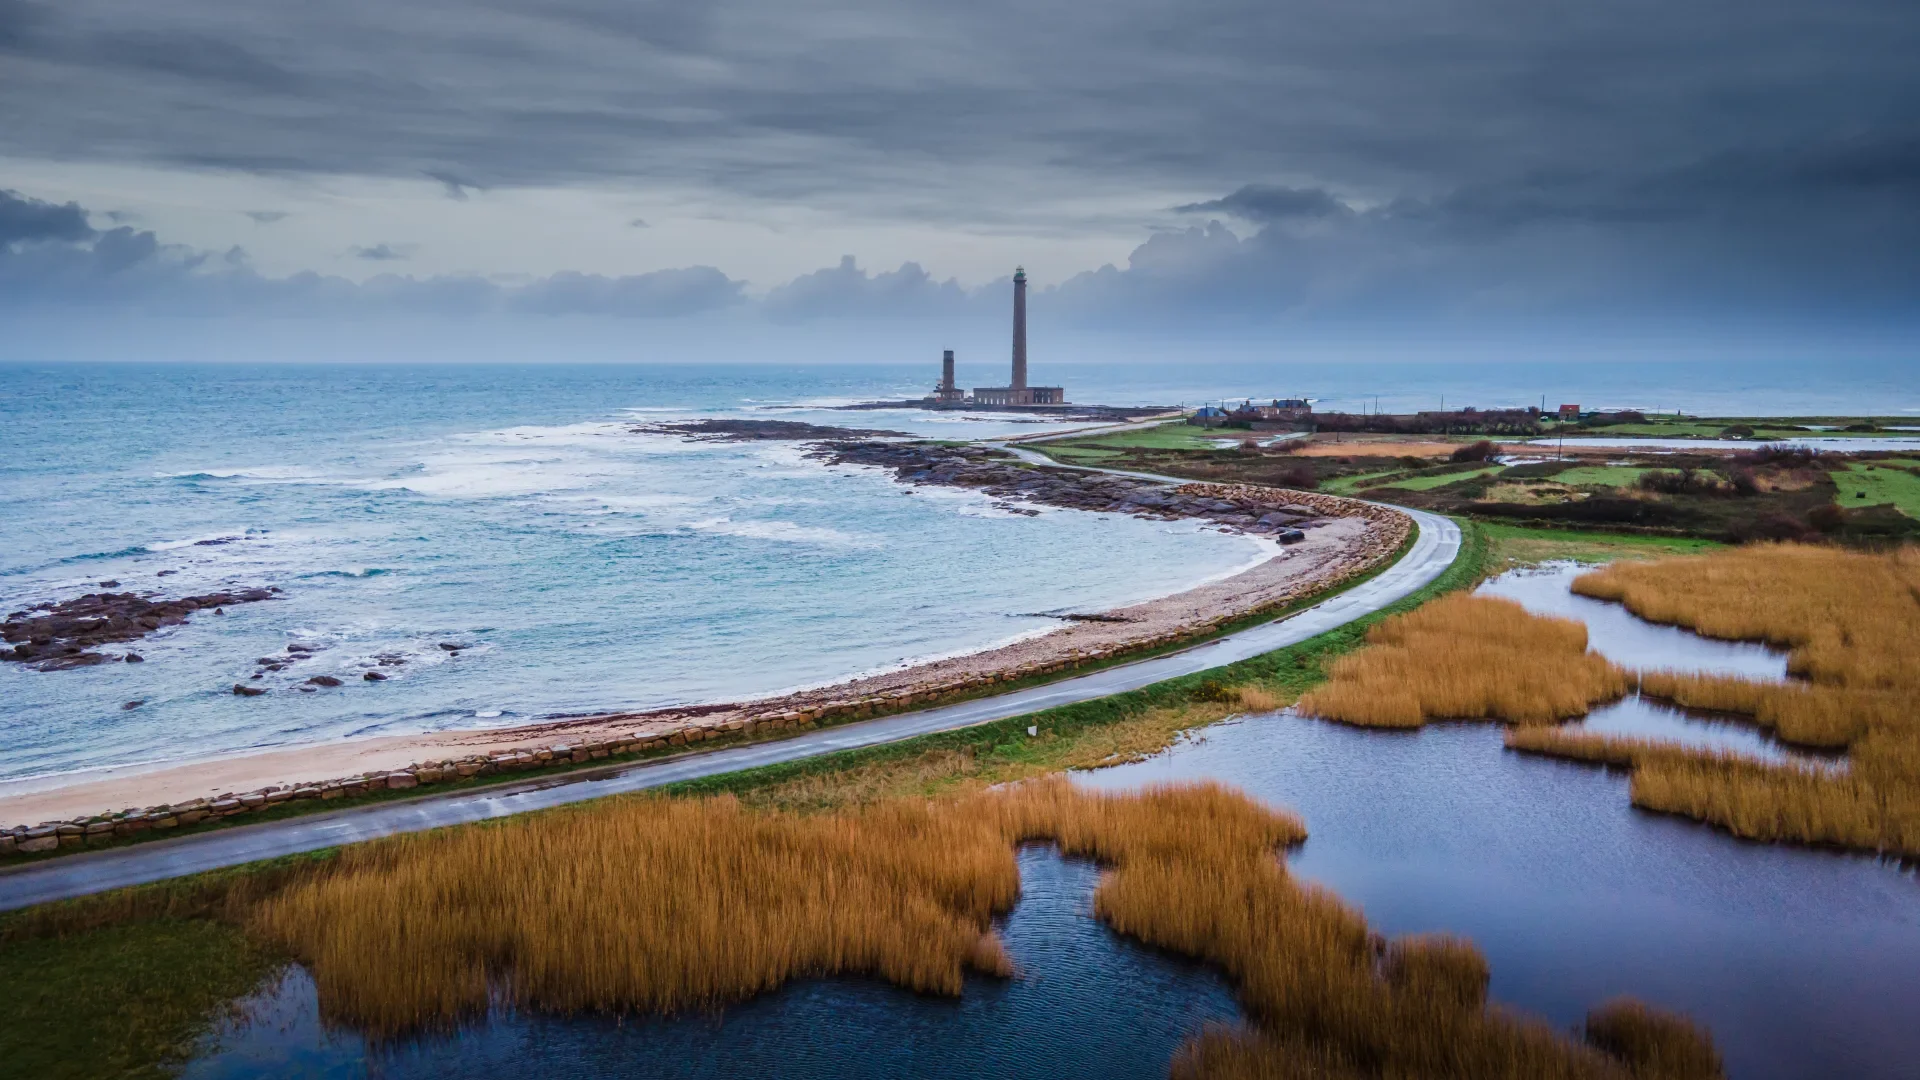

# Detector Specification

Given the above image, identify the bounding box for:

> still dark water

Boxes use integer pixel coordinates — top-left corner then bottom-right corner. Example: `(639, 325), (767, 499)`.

(185, 566), (1920, 1079)
(184, 848), (1240, 1079)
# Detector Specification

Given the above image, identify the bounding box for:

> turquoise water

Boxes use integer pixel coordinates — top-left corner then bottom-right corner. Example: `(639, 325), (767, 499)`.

(0, 362), (1274, 786)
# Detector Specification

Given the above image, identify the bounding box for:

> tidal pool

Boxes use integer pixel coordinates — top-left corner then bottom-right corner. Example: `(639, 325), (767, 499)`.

(184, 563), (1918, 1079)
(1479, 562), (1832, 764)
(1075, 564), (1919, 1079)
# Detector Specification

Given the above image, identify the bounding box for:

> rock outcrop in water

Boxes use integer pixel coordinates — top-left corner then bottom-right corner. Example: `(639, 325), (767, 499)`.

(2, 588), (278, 671)
(813, 441), (1321, 538)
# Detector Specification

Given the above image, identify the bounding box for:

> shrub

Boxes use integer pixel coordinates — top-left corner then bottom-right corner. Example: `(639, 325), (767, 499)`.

(1724, 512), (1814, 543)
(1472, 498), (1689, 528)
(1450, 440), (1496, 463)
(1805, 504), (1844, 533)
(1581, 410), (1647, 428)
(1193, 680), (1235, 703)
(1729, 445), (1820, 468)
(1637, 468), (1729, 496)
(1274, 465), (1319, 490)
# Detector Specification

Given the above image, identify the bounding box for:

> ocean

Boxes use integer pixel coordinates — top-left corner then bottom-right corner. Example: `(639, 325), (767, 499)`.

(1, 355), (1913, 788)
(0, 362), (1270, 787)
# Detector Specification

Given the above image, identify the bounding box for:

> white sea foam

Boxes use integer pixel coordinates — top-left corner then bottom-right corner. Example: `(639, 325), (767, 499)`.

(684, 517), (877, 547)
(542, 492), (708, 513)
(161, 466), (332, 482)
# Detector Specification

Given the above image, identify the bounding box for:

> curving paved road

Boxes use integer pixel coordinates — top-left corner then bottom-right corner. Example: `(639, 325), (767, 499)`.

(0, 467), (1458, 912)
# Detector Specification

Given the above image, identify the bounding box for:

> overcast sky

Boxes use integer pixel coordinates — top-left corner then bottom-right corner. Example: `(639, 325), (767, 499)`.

(2, 0), (1918, 329)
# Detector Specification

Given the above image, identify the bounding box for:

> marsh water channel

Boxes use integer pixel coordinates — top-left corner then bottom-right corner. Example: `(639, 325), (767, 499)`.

(183, 564), (1920, 1079)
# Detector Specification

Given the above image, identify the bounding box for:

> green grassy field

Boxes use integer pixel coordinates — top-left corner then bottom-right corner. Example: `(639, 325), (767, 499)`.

(1039, 421), (1229, 454)
(1832, 463), (1920, 518)
(1550, 465), (1651, 488)
(1382, 465), (1503, 491)
(1031, 444), (1126, 463)
(1478, 522), (1723, 568)
(0, 918), (278, 1080)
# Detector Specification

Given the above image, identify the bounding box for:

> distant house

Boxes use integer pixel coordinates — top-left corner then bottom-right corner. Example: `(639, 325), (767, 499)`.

(1236, 398), (1312, 421)
(1557, 403), (1581, 421)
(1219, 398), (1314, 425)
(1189, 406), (1230, 427)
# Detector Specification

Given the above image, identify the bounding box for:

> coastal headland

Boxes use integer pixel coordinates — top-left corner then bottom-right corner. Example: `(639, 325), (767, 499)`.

(0, 424), (1408, 838)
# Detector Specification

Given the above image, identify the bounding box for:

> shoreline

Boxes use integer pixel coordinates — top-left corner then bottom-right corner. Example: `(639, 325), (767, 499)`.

(1, 463), (1408, 836)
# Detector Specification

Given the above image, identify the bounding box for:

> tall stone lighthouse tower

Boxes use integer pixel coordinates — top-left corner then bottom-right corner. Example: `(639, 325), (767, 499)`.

(1011, 266), (1028, 392)
(966, 265), (1063, 406)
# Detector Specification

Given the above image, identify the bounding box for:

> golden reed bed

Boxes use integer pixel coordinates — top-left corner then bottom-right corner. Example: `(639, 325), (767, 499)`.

(1563, 544), (1920, 858)
(1296, 592), (1630, 727)
(251, 780), (1715, 1078)
(1299, 541), (1920, 860)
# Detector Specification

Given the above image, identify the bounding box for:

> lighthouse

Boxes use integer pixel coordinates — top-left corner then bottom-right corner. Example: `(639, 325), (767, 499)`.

(969, 266), (1064, 407)
(1011, 267), (1028, 392)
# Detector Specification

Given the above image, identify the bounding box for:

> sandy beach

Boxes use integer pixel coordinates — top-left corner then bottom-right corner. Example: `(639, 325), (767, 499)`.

(1, 483), (1406, 827)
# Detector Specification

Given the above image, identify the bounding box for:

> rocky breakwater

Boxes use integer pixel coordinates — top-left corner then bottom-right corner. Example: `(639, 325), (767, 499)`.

(812, 440), (1329, 539)
(2, 588), (279, 671)
(1173, 481), (1412, 550)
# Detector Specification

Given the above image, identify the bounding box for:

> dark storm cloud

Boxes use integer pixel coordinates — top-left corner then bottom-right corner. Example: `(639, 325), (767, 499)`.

(89, 29), (304, 93)
(0, 0), (45, 51)
(0, 189), (746, 317)
(424, 170), (483, 201)
(759, 256), (978, 320)
(7, 0), (1916, 206)
(1175, 185), (1351, 223)
(1056, 143), (1920, 321)
(0, 188), (94, 246)
(4, 0), (1919, 320)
